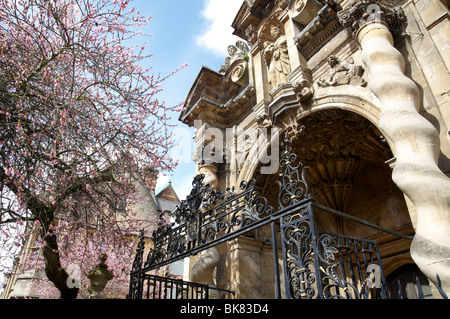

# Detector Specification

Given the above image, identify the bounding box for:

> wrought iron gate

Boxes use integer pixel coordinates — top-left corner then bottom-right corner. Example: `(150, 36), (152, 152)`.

(127, 138), (393, 299)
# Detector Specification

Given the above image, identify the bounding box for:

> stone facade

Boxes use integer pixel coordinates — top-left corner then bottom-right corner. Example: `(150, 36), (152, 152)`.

(179, 0), (450, 298)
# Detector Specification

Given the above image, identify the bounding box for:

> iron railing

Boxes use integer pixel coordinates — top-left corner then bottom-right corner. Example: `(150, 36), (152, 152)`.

(141, 274), (209, 299)
(127, 136), (449, 300)
(395, 274), (448, 299)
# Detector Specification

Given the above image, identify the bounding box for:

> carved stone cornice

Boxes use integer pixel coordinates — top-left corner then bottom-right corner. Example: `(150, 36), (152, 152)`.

(337, 0), (405, 39)
(179, 64), (255, 128)
(293, 2), (343, 60)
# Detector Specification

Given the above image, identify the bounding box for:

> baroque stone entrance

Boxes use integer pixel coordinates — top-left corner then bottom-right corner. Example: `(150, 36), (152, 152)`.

(176, 0), (450, 297)
(127, 134), (419, 299)
(257, 109), (416, 291)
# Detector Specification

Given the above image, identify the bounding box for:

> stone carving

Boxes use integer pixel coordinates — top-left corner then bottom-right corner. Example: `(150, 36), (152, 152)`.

(220, 57), (232, 74)
(294, 0), (307, 11)
(236, 131), (258, 172)
(293, 79), (314, 102)
(219, 40), (250, 74)
(230, 61), (248, 85)
(263, 25), (291, 87)
(294, 110), (393, 211)
(293, 1), (342, 60)
(291, 0), (323, 25)
(337, 0), (405, 38)
(316, 55), (367, 88)
(255, 114), (273, 128)
(198, 164), (219, 188)
(245, 24), (257, 44)
(282, 118), (305, 141)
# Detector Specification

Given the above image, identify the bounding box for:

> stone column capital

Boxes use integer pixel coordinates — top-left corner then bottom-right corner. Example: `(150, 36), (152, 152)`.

(337, 0), (405, 39)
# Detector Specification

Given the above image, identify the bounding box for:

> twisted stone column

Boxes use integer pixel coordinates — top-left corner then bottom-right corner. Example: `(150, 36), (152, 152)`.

(340, 1), (450, 294)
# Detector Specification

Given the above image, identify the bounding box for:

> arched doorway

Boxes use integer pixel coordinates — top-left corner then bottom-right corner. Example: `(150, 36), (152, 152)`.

(253, 109), (416, 291)
(128, 109), (420, 299)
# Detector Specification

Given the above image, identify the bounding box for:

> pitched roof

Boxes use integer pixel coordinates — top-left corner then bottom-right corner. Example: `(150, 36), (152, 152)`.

(155, 181), (180, 212)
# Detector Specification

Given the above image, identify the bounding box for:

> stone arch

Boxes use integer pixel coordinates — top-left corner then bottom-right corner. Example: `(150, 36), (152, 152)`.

(238, 85), (396, 188)
(291, 86), (396, 153)
(236, 95), (414, 270)
(383, 256), (416, 278)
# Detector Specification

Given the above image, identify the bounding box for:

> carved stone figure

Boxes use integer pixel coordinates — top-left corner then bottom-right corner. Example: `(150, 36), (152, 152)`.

(293, 79), (314, 102)
(255, 114), (273, 128)
(220, 40), (250, 74)
(219, 57), (232, 74)
(263, 25), (291, 87)
(317, 55), (367, 87)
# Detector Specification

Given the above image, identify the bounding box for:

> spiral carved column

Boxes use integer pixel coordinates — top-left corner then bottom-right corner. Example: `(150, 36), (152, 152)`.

(343, 5), (450, 293)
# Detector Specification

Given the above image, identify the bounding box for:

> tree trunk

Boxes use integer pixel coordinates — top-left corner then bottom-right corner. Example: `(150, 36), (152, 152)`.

(42, 232), (79, 299)
(3, 172), (79, 299)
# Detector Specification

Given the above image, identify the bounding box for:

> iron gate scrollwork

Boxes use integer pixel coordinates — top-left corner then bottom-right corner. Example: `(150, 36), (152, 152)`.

(127, 137), (390, 299)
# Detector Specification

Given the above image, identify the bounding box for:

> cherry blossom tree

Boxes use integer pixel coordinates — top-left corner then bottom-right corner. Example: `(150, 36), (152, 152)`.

(0, 0), (183, 298)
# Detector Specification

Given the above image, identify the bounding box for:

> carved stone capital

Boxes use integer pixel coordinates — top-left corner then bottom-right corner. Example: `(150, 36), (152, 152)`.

(337, 0), (405, 38)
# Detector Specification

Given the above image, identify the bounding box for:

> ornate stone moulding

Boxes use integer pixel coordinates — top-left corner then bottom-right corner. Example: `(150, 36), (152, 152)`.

(290, 0), (323, 26)
(293, 1), (343, 60)
(337, 0), (406, 39)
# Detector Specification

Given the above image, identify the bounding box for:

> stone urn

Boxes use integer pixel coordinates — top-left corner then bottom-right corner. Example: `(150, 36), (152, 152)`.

(87, 254), (114, 299)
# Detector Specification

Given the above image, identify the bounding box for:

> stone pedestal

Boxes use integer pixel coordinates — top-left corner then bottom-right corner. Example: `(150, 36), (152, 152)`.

(87, 254), (113, 299)
(228, 237), (263, 299)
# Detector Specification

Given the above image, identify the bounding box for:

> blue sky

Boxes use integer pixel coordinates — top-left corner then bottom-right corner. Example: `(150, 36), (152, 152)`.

(129, 0), (244, 199)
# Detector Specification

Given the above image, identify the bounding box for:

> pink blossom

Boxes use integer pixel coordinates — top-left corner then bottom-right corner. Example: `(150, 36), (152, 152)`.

(0, 0), (182, 299)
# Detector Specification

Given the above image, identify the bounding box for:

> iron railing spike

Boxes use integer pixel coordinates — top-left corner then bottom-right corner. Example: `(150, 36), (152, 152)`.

(397, 280), (403, 299)
(415, 276), (424, 299)
(436, 274), (448, 299)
